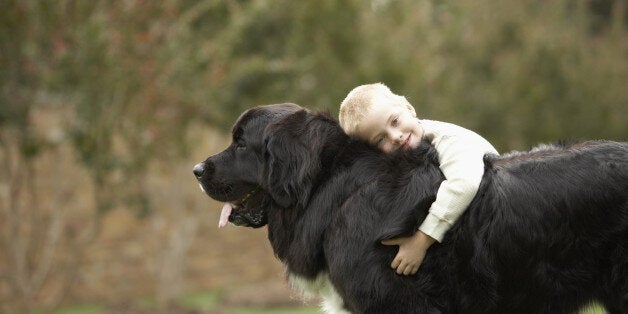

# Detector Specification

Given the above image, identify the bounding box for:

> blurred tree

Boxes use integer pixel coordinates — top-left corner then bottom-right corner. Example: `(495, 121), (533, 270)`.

(0, 1), (79, 312)
(0, 0), (626, 311)
(2, 0), (627, 165)
(170, 0), (627, 149)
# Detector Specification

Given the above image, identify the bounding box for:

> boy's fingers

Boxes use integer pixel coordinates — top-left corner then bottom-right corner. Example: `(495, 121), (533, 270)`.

(397, 262), (411, 275)
(396, 265), (406, 275)
(390, 257), (402, 269)
(381, 239), (401, 246)
(402, 264), (414, 275)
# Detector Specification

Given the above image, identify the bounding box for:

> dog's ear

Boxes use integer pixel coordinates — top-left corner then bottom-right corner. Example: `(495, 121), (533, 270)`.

(263, 110), (321, 208)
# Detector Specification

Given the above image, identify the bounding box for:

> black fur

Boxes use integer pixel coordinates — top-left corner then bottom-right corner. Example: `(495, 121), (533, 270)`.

(194, 103), (628, 314)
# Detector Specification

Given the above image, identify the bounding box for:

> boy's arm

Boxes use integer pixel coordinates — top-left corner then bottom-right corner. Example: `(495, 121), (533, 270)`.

(418, 123), (498, 242)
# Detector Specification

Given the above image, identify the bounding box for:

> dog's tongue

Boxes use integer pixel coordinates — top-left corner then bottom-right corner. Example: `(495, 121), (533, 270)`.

(218, 202), (233, 228)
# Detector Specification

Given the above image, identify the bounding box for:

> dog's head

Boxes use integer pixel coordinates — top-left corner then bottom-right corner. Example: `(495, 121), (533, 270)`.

(194, 103), (341, 228)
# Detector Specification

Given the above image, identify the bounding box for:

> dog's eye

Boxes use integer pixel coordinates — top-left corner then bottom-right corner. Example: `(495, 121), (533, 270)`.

(236, 141), (246, 150)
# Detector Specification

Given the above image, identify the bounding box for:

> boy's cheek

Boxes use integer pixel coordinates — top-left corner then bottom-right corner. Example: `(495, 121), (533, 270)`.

(380, 144), (394, 153)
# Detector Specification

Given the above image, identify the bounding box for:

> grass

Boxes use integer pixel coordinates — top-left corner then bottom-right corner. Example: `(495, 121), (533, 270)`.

(176, 290), (321, 313)
(231, 307), (322, 314)
(25, 304), (105, 314)
(15, 290), (609, 314)
(178, 290), (222, 311)
(53, 305), (104, 314)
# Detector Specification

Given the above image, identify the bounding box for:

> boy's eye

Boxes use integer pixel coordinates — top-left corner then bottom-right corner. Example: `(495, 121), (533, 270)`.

(391, 117), (399, 126)
(374, 136), (383, 145)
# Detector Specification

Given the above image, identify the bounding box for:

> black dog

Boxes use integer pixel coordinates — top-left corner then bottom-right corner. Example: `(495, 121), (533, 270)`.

(193, 103), (627, 314)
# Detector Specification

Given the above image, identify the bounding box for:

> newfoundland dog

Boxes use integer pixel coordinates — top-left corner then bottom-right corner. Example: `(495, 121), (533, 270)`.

(193, 103), (627, 314)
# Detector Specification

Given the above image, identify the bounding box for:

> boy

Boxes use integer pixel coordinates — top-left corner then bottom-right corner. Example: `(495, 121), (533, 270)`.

(339, 83), (498, 275)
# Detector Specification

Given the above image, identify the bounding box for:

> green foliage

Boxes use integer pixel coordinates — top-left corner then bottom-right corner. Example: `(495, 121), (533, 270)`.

(181, 0), (627, 149)
(1, 0), (626, 210)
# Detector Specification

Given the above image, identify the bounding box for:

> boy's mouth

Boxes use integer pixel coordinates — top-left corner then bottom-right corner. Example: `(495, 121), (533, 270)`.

(401, 134), (411, 149)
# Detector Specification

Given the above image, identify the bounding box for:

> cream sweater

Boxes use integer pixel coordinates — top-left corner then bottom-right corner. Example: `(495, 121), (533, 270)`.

(418, 119), (499, 242)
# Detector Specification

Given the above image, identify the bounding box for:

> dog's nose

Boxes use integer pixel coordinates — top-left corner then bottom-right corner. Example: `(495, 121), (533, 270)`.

(193, 163), (205, 178)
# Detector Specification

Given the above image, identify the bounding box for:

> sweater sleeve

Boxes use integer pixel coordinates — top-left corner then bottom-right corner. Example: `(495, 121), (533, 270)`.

(418, 120), (498, 242)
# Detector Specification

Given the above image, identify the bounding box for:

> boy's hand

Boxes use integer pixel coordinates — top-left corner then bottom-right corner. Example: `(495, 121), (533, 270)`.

(381, 231), (436, 275)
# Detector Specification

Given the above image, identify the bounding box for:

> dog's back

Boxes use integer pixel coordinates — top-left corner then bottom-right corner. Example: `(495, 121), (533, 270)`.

(445, 140), (628, 313)
(321, 140), (627, 313)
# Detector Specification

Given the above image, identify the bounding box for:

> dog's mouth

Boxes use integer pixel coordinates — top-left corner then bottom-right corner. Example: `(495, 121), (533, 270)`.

(219, 187), (268, 229)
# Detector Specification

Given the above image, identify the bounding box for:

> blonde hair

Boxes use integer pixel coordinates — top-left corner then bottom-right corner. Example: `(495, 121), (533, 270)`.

(338, 83), (411, 136)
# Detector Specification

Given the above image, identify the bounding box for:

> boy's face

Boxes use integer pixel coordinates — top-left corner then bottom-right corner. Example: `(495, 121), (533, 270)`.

(356, 99), (424, 153)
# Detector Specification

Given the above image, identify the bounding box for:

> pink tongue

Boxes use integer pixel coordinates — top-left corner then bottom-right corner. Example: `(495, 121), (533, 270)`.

(218, 202), (233, 228)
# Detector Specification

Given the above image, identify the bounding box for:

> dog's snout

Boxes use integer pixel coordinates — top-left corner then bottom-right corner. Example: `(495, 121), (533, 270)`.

(193, 163), (205, 178)
(193, 162), (215, 178)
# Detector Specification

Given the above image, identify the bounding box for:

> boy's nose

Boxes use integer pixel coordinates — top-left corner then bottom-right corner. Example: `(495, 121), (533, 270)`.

(387, 129), (401, 141)
(391, 132), (404, 143)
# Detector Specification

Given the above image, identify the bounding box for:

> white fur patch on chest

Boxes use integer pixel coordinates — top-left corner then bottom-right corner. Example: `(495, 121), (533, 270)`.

(288, 272), (350, 314)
